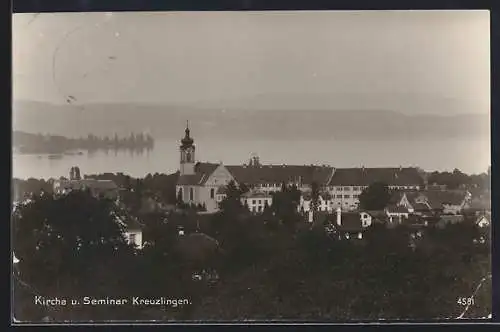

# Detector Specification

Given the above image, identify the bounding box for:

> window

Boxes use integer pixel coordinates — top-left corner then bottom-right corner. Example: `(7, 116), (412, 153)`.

(338, 187), (343, 191)
(252, 200), (256, 205)
(258, 200), (262, 204)
(210, 188), (215, 199)
(344, 195), (350, 199)
(178, 188), (183, 201)
(336, 195), (342, 198)
(189, 188), (194, 201)
(128, 233), (136, 245)
(258, 206), (262, 212)
(353, 187), (358, 191)
(344, 186), (350, 191)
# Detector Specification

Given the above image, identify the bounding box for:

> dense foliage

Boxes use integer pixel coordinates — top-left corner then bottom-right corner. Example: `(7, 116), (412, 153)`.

(13, 131), (154, 154)
(12, 179), (491, 322)
(427, 168), (490, 191)
(359, 182), (391, 210)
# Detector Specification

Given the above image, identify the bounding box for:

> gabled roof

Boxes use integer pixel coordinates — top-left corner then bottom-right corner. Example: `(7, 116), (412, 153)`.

(476, 214), (491, 225)
(327, 167), (424, 187)
(177, 162), (220, 186)
(413, 202), (431, 211)
(405, 190), (469, 208)
(226, 164), (333, 186)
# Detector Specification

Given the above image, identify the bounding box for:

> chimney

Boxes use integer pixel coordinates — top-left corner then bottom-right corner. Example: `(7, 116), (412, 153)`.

(336, 207), (342, 226)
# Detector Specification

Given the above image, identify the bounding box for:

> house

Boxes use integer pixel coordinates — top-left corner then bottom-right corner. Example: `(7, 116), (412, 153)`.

(325, 167), (425, 211)
(472, 214), (491, 245)
(385, 205), (410, 224)
(241, 190), (272, 214)
(298, 192), (334, 213)
(476, 214), (491, 228)
(393, 190), (471, 215)
(330, 208), (372, 240)
(53, 167), (119, 200)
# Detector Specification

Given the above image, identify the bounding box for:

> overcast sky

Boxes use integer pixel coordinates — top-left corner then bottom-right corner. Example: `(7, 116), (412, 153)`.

(12, 10), (490, 114)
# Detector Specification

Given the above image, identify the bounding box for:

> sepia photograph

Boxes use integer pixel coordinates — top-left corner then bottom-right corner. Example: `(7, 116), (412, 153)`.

(11, 10), (491, 322)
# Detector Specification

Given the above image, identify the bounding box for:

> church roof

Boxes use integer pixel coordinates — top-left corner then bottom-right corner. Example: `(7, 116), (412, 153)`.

(327, 167), (424, 187)
(177, 163), (220, 186)
(226, 165), (333, 186)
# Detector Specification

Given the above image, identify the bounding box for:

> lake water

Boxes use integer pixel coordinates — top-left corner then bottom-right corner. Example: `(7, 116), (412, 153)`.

(12, 138), (491, 180)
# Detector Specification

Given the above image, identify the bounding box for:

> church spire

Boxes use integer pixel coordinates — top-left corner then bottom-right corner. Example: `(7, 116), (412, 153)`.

(181, 120), (194, 147)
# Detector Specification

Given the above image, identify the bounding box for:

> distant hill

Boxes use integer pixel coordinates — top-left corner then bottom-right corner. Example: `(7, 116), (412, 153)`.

(12, 100), (490, 141)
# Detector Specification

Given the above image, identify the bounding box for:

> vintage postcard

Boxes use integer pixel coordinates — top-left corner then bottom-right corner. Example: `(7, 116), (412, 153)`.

(12, 10), (491, 323)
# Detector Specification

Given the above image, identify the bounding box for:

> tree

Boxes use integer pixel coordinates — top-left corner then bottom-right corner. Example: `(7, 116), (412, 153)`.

(359, 182), (391, 210)
(219, 180), (244, 215)
(12, 191), (138, 320)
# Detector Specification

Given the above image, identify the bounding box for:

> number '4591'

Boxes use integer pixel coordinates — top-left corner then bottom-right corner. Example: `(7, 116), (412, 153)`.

(457, 297), (474, 306)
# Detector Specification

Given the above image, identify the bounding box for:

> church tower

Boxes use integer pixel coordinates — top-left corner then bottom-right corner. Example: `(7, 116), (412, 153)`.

(180, 121), (195, 175)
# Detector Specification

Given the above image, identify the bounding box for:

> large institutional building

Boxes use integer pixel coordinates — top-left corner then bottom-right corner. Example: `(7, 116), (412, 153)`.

(175, 124), (426, 213)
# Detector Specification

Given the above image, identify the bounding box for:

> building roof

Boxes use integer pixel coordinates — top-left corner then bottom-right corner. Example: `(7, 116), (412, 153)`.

(405, 190), (468, 209)
(476, 214), (491, 226)
(177, 162), (220, 186)
(413, 202), (431, 211)
(327, 167), (424, 187)
(242, 190), (272, 198)
(226, 164), (334, 186)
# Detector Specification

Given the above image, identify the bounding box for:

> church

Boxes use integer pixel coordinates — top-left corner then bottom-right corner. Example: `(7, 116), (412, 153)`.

(175, 123), (425, 213)
(175, 123), (335, 213)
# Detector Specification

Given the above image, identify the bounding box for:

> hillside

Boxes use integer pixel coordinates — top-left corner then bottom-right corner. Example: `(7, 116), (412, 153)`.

(13, 100), (490, 141)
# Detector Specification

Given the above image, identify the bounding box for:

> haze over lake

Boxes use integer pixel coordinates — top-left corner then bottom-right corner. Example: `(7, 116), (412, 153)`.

(12, 136), (490, 180)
